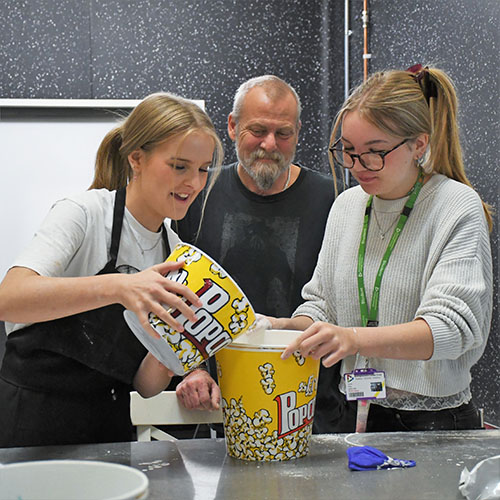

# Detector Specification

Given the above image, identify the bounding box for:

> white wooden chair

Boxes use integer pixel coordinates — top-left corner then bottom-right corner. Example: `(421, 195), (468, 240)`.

(130, 391), (223, 442)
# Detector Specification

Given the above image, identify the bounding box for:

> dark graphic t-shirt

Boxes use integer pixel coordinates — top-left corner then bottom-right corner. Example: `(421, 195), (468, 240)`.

(175, 163), (335, 318)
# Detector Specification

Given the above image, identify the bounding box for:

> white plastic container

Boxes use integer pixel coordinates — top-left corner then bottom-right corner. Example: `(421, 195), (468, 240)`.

(0, 459), (148, 500)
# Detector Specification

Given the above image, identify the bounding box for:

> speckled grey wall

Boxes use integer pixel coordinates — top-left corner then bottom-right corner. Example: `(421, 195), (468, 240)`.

(1, 0), (498, 423)
(0, 0), (91, 97)
(89, 0), (345, 172)
(1, 0), (344, 173)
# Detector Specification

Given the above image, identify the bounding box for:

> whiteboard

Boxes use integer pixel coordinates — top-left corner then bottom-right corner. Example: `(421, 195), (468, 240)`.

(0, 100), (203, 280)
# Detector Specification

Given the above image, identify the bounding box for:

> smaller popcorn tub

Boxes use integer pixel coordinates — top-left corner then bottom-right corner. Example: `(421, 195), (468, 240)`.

(124, 242), (256, 376)
(215, 329), (320, 462)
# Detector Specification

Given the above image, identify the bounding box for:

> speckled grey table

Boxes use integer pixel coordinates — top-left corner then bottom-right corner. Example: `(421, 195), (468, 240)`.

(1, 430), (498, 500)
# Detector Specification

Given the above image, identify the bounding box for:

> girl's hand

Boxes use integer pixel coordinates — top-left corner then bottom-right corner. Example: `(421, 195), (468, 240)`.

(281, 321), (359, 367)
(252, 313), (273, 330)
(267, 315), (314, 331)
(118, 260), (203, 337)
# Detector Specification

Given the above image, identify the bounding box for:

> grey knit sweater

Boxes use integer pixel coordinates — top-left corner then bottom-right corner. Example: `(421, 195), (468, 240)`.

(294, 174), (492, 404)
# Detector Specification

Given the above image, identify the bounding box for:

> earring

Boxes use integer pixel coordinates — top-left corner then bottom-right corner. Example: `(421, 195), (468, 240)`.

(129, 162), (138, 181)
(417, 155), (433, 174)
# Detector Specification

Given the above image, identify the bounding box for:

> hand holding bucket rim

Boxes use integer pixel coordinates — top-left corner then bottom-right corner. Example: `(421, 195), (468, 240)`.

(121, 259), (203, 338)
(124, 242), (258, 376)
(281, 321), (359, 367)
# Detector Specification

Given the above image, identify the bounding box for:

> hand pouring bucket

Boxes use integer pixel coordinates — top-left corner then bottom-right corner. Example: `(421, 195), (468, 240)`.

(124, 243), (256, 376)
(215, 329), (320, 461)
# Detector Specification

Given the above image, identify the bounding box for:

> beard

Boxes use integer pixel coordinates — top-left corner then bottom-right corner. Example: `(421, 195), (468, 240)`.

(236, 142), (295, 191)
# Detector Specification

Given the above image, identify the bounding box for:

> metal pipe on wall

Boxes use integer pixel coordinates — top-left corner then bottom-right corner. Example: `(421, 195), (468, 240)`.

(344, 0), (351, 101)
(343, 0), (371, 187)
(362, 0), (371, 81)
(344, 0), (351, 186)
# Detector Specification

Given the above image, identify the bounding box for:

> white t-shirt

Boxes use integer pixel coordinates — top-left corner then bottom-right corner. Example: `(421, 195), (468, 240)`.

(6, 188), (181, 334)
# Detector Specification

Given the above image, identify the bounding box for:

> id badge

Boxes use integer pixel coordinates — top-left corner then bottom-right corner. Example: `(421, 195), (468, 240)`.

(344, 368), (386, 401)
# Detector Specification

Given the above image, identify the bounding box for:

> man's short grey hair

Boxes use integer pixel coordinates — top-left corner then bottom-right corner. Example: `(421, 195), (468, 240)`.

(231, 75), (302, 126)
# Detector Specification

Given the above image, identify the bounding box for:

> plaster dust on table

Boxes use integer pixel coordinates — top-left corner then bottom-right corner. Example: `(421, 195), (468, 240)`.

(280, 468), (316, 480)
(138, 459), (170, 472)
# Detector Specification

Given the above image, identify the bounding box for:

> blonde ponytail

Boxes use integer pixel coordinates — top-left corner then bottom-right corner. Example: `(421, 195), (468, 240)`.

(89, 126), (130, 190)
(426, 68), (493, 230)
(330, 67), (493, 231)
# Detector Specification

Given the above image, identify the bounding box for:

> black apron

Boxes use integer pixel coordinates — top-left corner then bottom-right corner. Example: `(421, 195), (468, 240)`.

(0, 188), (170, 447)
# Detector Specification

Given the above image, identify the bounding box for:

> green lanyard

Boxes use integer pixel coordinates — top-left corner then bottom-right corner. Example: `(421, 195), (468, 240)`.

(357, 171), (425, 327)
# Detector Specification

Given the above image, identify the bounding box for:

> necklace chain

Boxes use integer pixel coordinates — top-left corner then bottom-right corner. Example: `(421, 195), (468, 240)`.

(371, 172), (425, 240)
(130, 228), (163, 255)
(282, 166), (292, 192)
(371, 209), (399, 240)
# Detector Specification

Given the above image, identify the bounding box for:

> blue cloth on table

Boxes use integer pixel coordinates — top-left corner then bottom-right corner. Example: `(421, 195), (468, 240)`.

(347, 446), (416, 471)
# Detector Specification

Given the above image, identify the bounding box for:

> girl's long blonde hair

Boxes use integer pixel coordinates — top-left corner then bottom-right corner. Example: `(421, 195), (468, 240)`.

(329, 67), (493, 231)
(89, 92), (223, 197)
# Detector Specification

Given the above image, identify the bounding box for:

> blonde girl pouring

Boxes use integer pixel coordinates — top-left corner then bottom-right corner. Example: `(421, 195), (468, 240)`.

(0, 93), (223, 447)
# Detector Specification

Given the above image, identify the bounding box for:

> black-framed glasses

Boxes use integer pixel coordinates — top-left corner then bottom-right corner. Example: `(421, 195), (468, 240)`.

(329, 138), (409, 172)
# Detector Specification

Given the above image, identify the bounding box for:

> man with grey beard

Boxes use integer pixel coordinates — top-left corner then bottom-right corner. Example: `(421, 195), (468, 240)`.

(173, 75), (349, 433)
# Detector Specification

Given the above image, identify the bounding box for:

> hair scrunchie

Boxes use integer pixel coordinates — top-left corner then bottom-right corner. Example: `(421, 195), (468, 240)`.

(406, 64), (438, 105)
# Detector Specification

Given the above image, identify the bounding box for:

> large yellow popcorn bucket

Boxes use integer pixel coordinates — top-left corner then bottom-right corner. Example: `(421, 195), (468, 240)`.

(215, 329), (320, 462)
(124, 243), (256, 376)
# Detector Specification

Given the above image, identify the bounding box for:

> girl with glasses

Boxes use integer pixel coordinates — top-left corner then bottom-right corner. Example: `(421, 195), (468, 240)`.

(273, 66), (493, 433)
